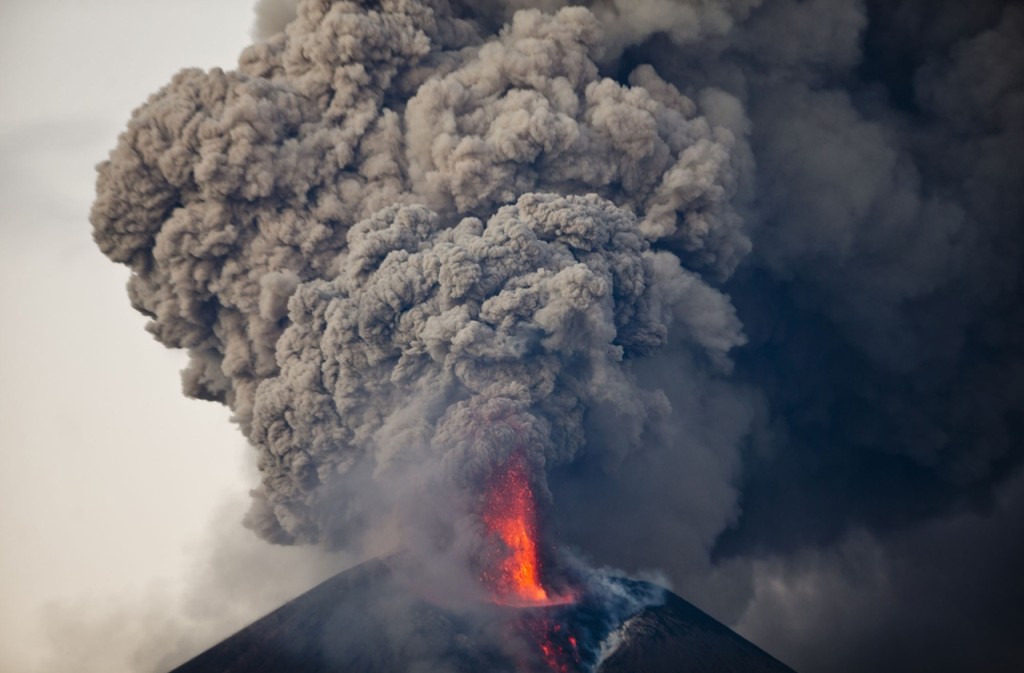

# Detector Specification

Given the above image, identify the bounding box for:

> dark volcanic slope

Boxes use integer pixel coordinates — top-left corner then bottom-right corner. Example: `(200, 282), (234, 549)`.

(598, 585), (796, 673)
(169, 559), (390, 673)
(168, 558), (511, 673)
(169, 558), (796, 673)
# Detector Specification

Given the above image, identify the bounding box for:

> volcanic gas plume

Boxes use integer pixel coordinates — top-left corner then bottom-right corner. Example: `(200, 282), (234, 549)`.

(93, 0), (1024, 671)
(93, 0), (740, 574)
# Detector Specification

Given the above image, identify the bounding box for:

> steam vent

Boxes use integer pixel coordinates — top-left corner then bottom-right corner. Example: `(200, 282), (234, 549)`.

(169, 558), (796, 673)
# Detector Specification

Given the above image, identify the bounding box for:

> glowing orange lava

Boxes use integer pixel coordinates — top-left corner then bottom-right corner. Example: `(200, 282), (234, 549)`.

(538, 623), (581, 672)
(481, 453), (581, 672)
(481, 453), (551, 604)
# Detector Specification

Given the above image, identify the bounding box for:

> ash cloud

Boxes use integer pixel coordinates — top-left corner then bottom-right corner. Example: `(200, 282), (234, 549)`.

(93, 0), (1024, 671)
(93, 0), (744, 552)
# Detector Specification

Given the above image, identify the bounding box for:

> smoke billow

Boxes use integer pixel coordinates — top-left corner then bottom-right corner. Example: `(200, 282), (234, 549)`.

(93, 0), (743, 550)
(93, 0), (1024, 671)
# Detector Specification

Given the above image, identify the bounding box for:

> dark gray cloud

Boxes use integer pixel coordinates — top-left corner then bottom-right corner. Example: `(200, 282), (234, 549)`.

(94, 1), (1024, 671)
(736, 472), (1024, 673)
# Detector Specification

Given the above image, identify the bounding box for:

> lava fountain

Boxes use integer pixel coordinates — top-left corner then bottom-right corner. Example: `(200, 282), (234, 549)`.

(480, 453), (580, 670)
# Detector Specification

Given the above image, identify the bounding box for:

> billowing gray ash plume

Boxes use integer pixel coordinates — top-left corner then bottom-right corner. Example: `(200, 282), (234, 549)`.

(93, 1), (1024, 671)
(92, 1), (744, 550)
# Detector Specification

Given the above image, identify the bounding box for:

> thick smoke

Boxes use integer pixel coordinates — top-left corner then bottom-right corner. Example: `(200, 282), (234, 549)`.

(93, 0), (1024, 671)
(92, 0), (745, 552)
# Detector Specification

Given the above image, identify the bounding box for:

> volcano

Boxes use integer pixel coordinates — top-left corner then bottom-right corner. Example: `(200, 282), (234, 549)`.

(168, 558), (796, 673)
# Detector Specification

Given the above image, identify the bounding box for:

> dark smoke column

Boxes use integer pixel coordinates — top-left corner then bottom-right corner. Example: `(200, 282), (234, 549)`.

(90, 0), (747, 562)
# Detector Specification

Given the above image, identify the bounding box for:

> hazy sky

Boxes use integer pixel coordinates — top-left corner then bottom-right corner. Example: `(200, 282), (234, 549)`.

(0, 2), (287, 670)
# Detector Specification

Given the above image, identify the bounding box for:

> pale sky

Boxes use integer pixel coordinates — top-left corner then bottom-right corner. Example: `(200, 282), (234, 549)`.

(0, 3), (334, 671)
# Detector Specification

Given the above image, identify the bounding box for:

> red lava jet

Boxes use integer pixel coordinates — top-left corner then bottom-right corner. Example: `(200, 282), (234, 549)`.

(480, 453), (581, 671)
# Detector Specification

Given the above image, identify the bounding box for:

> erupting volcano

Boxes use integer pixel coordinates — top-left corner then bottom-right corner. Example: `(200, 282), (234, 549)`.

(82, 0), (1024, 670)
